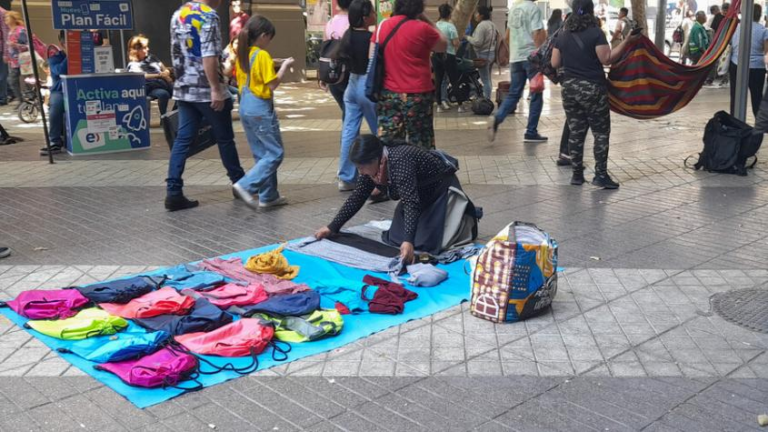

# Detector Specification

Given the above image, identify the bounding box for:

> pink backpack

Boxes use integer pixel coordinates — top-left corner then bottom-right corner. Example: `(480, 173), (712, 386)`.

(0, 289), (90, 319)
(99, 287), (195, 319)
(94, 347), (201, 390)
(181, 283), (268, 308)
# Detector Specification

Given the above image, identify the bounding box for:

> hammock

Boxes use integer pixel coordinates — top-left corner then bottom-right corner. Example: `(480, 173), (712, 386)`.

(607, 0), (741, 119)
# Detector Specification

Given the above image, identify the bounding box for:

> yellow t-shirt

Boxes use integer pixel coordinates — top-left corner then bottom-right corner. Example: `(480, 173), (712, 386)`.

(235, 47), (277, 99)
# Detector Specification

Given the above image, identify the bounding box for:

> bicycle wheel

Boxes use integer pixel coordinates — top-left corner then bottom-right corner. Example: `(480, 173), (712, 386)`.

(18, 102), (39, 123)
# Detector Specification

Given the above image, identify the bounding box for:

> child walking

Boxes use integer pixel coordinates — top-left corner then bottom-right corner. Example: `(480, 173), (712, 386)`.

(232, 15), (294, 208)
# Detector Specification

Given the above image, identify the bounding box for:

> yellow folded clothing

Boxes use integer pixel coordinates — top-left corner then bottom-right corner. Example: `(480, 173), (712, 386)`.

(245, 244), (299, 280)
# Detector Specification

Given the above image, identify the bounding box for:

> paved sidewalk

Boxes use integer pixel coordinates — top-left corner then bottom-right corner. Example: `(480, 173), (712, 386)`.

(0, 83), (767, 431)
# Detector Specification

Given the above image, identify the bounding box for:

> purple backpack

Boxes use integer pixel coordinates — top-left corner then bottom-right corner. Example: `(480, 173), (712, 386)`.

(0, 289), (90, 319)
(94, 347), (201, 390)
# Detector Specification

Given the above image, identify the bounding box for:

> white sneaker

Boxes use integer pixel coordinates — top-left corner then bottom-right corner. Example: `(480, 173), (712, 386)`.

(437, 106), (446, 113)
(259, 196), (288, 208)
(440, 101), (451, 110)
(457, 105), (467, 113)
(232, 183), (258, 209)
(338, 180), (356, 191)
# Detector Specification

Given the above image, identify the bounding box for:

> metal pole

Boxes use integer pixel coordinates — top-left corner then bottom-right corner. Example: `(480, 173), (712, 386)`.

(120, 30), (126, 68)
(655, 0), (666, 50)
(734, 0), (753, 121)
(20, 0), (53, 164)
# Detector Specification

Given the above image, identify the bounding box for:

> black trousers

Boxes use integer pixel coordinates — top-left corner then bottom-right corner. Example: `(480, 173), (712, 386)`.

(432, 53), (461, 104)
(729, 62), (766, 118)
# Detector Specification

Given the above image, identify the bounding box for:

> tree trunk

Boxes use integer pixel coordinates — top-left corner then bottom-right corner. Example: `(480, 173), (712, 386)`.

(451, 0), (479, 39)
(631, 0), (647, 36)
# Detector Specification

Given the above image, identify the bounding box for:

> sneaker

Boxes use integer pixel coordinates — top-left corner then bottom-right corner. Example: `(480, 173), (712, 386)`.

(556, 154), (572, 166)
(524, 133), (548, 143)
(232, 183), (258, 208)
(570, 171), (585, 185)
(39, 144), (63, 156)
(0, 247), (10, 259)
(165, 195), (199, 212)
(457, 105), (467, 114)
(259, 196), (288, 208)
(436, 106), (446, 113)
(486, 116), (500, 142)
(440, 101), (451, 110)
(592, 173), (620, 189)
(338, 180), (356, 191)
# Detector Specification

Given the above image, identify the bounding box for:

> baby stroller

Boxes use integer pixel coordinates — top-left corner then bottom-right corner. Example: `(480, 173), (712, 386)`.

(446, 56), (485, 105)
(18, 76), (45, 124)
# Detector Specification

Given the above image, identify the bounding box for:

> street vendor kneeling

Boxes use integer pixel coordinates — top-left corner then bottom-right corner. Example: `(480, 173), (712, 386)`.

(315, 135), (480, 263)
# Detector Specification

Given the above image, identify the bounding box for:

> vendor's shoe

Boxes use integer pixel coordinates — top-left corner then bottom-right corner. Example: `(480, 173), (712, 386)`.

(338, 180), (356, 191)
(165, 195), (199, 212)
(368, 192), (390, 204)
(571, 170), (585, 186)
(0, 247), (10, 259)
(232, 183), (258, 208)
(592, 173), (620, 189)
(259, 196), (288, 208)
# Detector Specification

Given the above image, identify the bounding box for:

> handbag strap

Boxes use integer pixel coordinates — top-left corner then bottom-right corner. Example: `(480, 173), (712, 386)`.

(570, 31), (586, 52)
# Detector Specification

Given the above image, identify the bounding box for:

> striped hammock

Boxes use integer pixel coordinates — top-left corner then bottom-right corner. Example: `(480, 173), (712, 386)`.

(607, 1), (741, 119)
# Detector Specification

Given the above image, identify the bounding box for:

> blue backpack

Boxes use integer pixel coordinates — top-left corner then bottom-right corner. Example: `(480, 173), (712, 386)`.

(57, 331), (171, 363)
(228, 290), (320, 317)
(134, 297), (233, 336)
(75, 276), (164, 304)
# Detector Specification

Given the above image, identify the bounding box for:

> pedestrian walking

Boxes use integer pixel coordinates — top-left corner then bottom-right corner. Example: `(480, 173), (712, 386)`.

(231, 15), (294, 209)
(729, 3), (768, 118)
(166, 0), (246, 212)
(547, 9), (563, 36)
(487, 0), (547, 143)
(551, 0), (639, 189)
(332, 0), (378, 192)
(4, 11), (29, 107)
(324, 0), (353, 116)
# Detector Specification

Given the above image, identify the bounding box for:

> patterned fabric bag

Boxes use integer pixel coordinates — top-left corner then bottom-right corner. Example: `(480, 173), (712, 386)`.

(470, 222), (558, 323)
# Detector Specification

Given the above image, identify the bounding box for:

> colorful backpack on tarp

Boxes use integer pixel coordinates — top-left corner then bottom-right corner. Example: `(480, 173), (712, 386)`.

(180, 283), (268, 308)
(94, 347), (201, 390)
(57, 331), (171, 363)
(228, 290), (320, 317)
(470, 222), (558, 323)
(174, 318), (274, 357)
(133, 297), (233, 336)
(0, 289), (90, 319)
(75, 276), (163, 304)
(25, 307), (129, 340)
(99, 287), (195, 319)
(258, 309), (344, 343)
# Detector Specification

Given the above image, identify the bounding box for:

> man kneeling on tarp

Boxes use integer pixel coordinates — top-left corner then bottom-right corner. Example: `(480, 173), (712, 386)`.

(315, 135), (481, 263)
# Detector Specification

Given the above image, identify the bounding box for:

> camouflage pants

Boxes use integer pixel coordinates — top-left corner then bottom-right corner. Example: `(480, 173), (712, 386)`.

(377, 89), (436, 150)
(561, 78), (611, 174)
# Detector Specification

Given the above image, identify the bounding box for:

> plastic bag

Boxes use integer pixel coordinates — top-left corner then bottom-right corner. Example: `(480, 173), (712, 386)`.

(530, 73), (545, 94)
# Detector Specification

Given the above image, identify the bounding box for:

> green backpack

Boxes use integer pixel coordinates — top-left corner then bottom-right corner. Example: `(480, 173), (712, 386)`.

(257, 309), (343, 343)
(25, 307), (129, 340)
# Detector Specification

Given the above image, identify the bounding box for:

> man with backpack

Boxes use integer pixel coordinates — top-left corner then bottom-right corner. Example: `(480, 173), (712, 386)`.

(322, 0), (353, 117)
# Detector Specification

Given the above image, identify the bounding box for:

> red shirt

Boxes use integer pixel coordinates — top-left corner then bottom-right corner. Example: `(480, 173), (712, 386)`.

(374, 16), (440, 94)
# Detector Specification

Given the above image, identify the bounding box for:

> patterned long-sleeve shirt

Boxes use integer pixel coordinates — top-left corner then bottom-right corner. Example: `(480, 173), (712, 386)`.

(328, 145), (454, 243)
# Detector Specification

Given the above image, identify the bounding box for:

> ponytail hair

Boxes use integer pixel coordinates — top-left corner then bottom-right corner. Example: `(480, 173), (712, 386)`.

(236, 15), (276, 74)
(332, 0), (373, 61)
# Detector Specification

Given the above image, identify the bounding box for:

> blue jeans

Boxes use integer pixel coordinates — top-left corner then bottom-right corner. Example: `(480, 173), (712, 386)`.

(0, 59), (8, 104)
(148, 88), (171, 115)
(339, 73), (377, 183)
(236, 93), (284, 203)
(166, 98), (245, 197)
(477, 51), (495, 99)
(495, 61), (542, 136)
(48, 91), (65, 146)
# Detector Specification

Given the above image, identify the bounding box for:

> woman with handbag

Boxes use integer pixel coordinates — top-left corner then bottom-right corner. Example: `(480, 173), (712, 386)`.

(375, 0), (448, 150)
(551, 0), (638, 189)
(127, 35), (174, 116)
(466, 6), (497, 99)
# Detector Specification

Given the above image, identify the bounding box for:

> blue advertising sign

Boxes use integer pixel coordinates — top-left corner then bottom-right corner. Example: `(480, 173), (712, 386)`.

(80, 31), (94, 74)
(52, 0), (134, 30)
(62, 73), (150, 155)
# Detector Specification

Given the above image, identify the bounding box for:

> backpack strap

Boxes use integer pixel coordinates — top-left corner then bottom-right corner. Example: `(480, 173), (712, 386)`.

(683, 153), (701, 170)
(379, 18), (411, 53)
(243, 48), (261, 97)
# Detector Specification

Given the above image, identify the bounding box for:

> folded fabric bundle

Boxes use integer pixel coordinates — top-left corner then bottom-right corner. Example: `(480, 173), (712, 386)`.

(25, 307), (129, 340)
(244, 244), (299, 280)
(435, 245), (481, 264)
(75, 276), (163, 304)
(286, 237), (401, 274)
(99, 287), (196, 319)
(312, 280), (371, 314)
(0, 289), (90, 319)
(405, 263), (448, 287)
(326, 232), (400, 258)
(58, 331), (171, 363)
(133, 297), (233, 336)
(228, 290), (320, 317)
(196, 258), (311, 295)
(181, 283), (268, 308)
(363, 275), (418, 314)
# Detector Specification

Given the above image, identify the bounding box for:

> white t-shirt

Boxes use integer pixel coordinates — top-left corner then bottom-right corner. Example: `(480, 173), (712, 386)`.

(508, 0), (543, 62)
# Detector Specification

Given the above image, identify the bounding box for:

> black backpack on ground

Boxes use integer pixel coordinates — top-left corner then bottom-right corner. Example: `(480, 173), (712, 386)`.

(471, 98), (494, 116)
(317, 38), (348, 85)
(685, 111), (762, 176)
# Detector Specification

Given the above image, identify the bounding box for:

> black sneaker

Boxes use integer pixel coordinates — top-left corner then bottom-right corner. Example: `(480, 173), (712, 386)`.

(39, 144), (63, 156)
(571, 171), (585, 185)
(524, 133), (548, 143)
(165, 195), (199, 212)
(592, 174), (620, 189)
(0, 247), (10, 259)
(556, 154), (572, 166)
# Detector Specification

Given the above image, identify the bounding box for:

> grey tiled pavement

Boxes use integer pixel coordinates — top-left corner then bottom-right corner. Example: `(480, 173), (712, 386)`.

(0, 83), (767, 431)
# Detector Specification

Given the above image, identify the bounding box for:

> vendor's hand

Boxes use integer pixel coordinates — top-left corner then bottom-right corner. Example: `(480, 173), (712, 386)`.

(315, 226), (332, 240)
(210, 86), (226, 111)
(400, 242), (415, 264)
